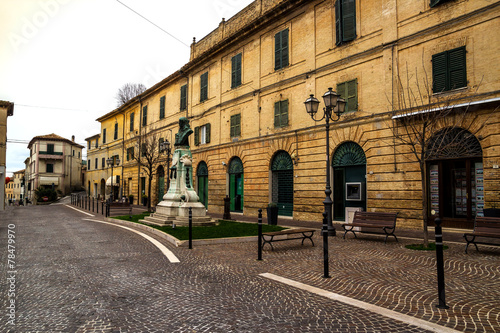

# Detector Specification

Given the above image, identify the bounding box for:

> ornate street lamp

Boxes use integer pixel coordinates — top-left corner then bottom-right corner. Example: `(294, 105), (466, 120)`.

(160, 139), (171, 190)
(305, 88), (346, 278)
(106, 156), (120, 202)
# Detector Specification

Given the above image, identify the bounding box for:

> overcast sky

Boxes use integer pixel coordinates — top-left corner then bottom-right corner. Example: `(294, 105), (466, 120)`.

(0, 0), (254, 176)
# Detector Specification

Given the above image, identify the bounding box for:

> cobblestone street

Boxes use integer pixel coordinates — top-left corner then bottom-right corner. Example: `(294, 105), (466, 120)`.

(1, 203), (499, 332)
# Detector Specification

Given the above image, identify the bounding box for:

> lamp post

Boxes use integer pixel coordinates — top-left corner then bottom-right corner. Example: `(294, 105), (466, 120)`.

(159, 139), (171, 191)
(304, 88), (346, 236)
(106, 156), (120, 202)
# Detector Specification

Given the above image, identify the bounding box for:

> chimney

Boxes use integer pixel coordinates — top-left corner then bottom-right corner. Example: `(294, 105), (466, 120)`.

(72, 135), (75, 142)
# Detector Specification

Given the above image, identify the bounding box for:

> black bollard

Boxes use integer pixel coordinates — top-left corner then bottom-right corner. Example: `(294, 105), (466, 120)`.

(322, 211), (330, 278)
(257, 208), (263, 261)
(435, 218), (449, 309)
(92, 198), (94, 212)
(188, 207), (193, 249)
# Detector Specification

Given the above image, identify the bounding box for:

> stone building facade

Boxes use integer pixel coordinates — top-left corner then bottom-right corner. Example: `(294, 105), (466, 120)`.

(0, 100), (14, 210)
(88, 0), (500, 229)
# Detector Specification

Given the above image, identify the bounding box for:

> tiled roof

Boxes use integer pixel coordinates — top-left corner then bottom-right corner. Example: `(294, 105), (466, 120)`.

(28, 133), (84, 149)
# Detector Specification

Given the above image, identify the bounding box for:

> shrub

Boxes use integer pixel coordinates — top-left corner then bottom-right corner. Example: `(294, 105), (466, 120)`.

(34, 187), (58, 202)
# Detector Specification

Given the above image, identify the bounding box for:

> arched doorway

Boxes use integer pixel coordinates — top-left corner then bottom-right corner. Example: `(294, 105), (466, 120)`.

(271, 151), (293, 216)
(197, 161), (208, 209)
(426, 127), (483, 228)
(332, 142), (367, 221)
(157, 165), (165, 205)
(228, 157), (244, 212)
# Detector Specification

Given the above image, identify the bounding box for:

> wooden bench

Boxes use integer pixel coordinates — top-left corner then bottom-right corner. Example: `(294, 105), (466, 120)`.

(463, 216), (500, 253)
(261, 228), (316, 250)
(106, 203), (132, 218)
(342, 211), (398, 243)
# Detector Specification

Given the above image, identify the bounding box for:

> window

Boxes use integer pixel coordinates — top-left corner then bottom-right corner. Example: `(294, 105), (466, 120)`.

(47, 144), (54, 154)
(430, 0), (452, 7)
(95, 158), (98, 169)
(141, 143), (147, 157)
(88, 160), (90, 170)
(335, 0), (356, 46)
(46, 163), (53, 173)
(103, 129), (106, 144)
(159, 96), (166, 119)
(102, 158), (105, 168)
(142, 106), (148, 126)
(274, 100), (289, 128)
(72, 150), (75, 156)
(200, 72), (208, 102)
(432, 46), (466, 93)
(127, 147), (134, 161)
(231, 53), (242, 88)
(88, 141), (91, 150)
(159, 138), (164, 153)
(337, 79), (358, 112)
(274, 29), (289, 70)
(114, 123), (118, 140)
(230, 114), (241, 137)
(95, 139), (98, 148)
(130, 112), (134, 132)
(180, 84), (187, 110)
(194, 124), (211, 146)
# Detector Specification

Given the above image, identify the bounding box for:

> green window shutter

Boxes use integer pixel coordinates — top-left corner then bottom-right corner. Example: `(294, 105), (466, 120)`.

(231, 53), (242, 88)
(142, 106), (148, 126)
(335, 0), (342, 45)
(342, 0), (356, 42)
(274, 29), (289, 70)
(236, 114), (241, 136)
(159, 96), (165, 119)
(449, 47), (466, 90)
(206, 123), (211, 144)
(347, 79), (357, 112)
(194, 126), (200, 146)
(432, 52), (447, 93)
(274, 102), (280, 128)
(200, 72), (208, 102)
(231, 114), (241, 137)
(430, 0), (451, 7)
(180, 84), (187, 110)
(230, 116), (235, 137)
(114, 123), (118, 140)
(337, 81), (347, 104)
(130, 112), (134, 132)
(281, 100), (289, 126)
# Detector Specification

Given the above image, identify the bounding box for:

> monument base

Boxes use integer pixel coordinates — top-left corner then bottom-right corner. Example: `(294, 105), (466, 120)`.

(140, 201), (216, 227)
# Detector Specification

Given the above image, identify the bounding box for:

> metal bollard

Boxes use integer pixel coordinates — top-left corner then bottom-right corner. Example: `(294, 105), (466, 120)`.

(92, 198), (94, 212)
(188, 207), (193, 249)
(258, 208), (263, 260)
(435, 218), (449, 309)
(322, 211), (330, 278)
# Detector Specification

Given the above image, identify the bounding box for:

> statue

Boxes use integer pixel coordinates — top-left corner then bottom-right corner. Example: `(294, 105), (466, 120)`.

(174, 117), (193, 147)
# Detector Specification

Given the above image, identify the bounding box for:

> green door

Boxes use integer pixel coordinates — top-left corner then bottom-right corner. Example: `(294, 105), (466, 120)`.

(197, 162), (209, 209)
(332, 142), (366, 220)
(271, 151), (294, 216)
(229, 158), (244, 212)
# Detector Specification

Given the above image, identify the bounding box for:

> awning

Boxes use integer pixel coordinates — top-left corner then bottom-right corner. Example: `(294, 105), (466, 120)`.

(106, 176), (120, 187)
(39, 176), (59, 185)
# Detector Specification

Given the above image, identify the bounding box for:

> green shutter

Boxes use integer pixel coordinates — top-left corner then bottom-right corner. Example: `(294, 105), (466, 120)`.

(347, 79), (357, 112)
(342, 0), (356, 42)
(194, 126), (200, 146)
(130, 112), (134, 132)
(275, 31), (281, 70)
(432, 52), (447, 93)
(103, 129), (106, 143)
(274, 102), (280, 127)
(281, 29), (289, 68)
(142, 106), (148, 126)
(281, 99), (289, 126)
(448, 47), (466, 90)
(200, 72), (208, 102)
(335, 0), (342, 45)
(231, 54), (242, 89)
(180, 84), (187, 110)
(160, 96), (165, 119)
(236, 114), (241, 136)
(274, 29), (289, 70)
(206, 123), (211, 143)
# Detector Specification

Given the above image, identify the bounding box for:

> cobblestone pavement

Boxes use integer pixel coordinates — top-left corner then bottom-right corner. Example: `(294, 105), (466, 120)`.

(0, 203), (499, 332)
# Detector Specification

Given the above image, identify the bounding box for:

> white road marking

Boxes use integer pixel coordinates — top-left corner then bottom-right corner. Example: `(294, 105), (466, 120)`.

(259, 273), (461, 333)
(65, 204), (95, 217)
(83, 218), (180, 263)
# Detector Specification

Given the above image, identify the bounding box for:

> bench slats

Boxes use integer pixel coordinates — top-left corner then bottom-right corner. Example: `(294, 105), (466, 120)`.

(261, 228), (316, 250)
(342, 212), (398, 243)
(463, 216), (500, 253)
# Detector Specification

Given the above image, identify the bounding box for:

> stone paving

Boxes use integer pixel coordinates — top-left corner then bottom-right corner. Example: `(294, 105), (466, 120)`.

(0, 202), (499, 332)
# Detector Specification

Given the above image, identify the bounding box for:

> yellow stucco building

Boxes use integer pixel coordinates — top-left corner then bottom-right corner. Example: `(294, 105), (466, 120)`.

(87, 0), (500, 229)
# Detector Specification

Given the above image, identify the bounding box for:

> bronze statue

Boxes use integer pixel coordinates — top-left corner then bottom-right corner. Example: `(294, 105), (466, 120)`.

(174, 117), (193, 147)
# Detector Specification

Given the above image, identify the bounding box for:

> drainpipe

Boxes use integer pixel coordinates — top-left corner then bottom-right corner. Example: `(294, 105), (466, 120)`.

(137, 96), (143, 202)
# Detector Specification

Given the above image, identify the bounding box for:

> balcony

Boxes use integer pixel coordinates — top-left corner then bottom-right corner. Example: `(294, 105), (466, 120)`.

(39, 151), (63, 159)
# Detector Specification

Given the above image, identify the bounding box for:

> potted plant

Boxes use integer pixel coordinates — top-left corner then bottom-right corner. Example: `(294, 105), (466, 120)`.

(142, 194), (148, 206)
(267, 202), (279, 225)
(128, 195), (134, 205)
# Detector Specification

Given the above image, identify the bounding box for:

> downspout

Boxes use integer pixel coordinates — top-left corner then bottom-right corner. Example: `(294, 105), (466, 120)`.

(121, 112), (125, 199)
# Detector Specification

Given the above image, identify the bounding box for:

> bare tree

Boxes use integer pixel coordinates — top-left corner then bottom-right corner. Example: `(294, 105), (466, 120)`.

(131, 130), (165, 212)
(115, 83), (147, 107)
(388, 67), (492, 246)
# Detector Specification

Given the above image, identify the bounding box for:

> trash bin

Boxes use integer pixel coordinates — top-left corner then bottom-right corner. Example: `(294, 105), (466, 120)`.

(267, 204), (278, 225)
